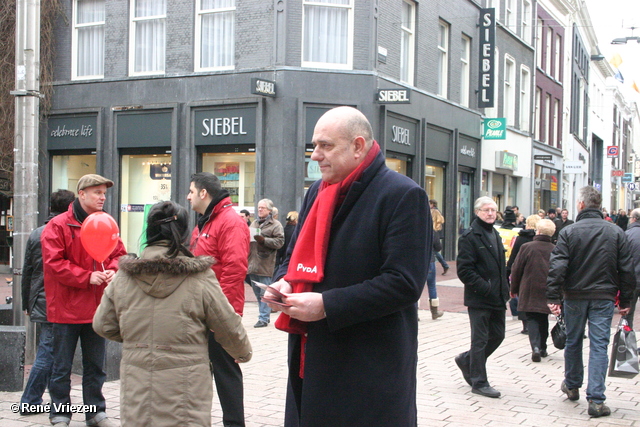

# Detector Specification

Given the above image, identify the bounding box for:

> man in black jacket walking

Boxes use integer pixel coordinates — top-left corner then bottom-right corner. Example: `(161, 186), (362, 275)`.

(19, 190), (75, 414)
(547, 186), (635, 418)
(455, 196), (509, 398)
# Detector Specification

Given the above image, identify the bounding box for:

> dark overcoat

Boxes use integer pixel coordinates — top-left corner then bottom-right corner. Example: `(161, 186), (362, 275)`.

(509, 235), (554, 314)
(457, 219), (509, 310)
(275, 151), (431, 427)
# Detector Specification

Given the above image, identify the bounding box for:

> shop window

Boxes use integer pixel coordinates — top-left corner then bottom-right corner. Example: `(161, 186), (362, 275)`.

(202, 152), (255, 210)
(385, 158), (406, 175)
(73, 0), (105, 79)
(130, 0), (166, 75)
(458, 171), (473, 235)
(120, 153), (172, 254)
(302, 0), (353, 70)
(305, 151), (321, 191)
(196, 0), (235, 71)
(51, 154), (97, 193)
(425, 164), (444, 204)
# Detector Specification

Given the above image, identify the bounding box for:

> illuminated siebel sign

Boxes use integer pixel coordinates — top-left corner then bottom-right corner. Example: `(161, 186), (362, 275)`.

(478, 8), (496, 108)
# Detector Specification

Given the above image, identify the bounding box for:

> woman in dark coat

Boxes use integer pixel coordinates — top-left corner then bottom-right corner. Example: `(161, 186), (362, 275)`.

(506, 214), (540, 334)
(509, 219), (556, 362)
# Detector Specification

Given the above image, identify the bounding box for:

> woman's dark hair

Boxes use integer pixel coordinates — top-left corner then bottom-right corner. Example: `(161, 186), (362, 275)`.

(145, 201), (193, 258)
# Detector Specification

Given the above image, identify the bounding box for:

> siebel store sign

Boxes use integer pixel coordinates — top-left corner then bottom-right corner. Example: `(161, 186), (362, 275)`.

(195, 106), (256, 146)
(478, 8), (496, 108)
(376, 89), (411, 104)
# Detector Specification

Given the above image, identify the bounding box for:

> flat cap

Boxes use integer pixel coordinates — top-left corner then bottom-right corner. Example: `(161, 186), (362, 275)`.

(77, 174), (114, 192)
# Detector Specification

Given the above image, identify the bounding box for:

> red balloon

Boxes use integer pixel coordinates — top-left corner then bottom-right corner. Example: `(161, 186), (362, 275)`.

(80, 212), (120, 263)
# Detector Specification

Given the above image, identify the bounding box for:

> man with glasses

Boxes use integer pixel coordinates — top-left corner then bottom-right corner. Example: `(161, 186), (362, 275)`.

(454, 196), (509, 398)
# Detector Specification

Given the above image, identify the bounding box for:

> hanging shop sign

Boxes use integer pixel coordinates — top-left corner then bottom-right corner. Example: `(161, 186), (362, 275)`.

(478, 8), (496, 108)
(483, 118), (506, 139)
(607, 146), (619, 158)
(251, 78), (276, 97)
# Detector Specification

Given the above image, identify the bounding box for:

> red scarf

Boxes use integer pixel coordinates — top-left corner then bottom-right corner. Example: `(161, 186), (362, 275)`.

(275, 141), (380, 377)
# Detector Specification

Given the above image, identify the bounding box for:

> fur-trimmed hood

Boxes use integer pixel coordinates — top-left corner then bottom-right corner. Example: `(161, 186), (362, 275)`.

(118, 243), (215, 298)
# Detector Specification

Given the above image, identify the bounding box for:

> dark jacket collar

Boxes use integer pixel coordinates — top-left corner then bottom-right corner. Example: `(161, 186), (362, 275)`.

(576, 208), (603, 222)
(533, 234), (552, 243)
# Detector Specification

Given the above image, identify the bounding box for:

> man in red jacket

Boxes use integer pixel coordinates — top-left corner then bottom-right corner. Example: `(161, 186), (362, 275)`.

(188, 172), (250, 427)
(41, 174), (127, 427)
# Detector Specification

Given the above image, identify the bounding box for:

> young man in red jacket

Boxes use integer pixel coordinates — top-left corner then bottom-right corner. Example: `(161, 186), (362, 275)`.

(188, 172), (250, 427)
(42, 174), (127, 427)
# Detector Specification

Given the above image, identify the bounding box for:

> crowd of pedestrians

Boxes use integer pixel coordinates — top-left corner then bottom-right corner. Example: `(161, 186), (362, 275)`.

(16, 106), (639, 426)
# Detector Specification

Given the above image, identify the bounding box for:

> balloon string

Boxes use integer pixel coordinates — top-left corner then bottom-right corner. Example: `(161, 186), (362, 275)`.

(101, 262), (105, 272)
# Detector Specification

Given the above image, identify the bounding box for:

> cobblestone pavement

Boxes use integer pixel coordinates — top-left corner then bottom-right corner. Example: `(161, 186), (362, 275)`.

(1, 275), (639, 426)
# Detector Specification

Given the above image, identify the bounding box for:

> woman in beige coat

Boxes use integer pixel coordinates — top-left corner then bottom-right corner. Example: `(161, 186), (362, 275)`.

(93, 201), (252, 427)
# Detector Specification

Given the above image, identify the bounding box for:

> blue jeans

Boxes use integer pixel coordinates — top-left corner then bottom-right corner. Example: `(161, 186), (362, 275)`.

(49, 323), (106, 422)
(21, 322), (54, 406)
(426, 262), (437, 299)
(435, 250), (449, 269)
(563, 299), (614, 403)
(248, 274), (272, 323)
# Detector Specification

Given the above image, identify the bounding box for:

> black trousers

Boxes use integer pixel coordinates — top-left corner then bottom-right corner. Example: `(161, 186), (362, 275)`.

(208, 330), (245, 427)
(525, 312), (549, 352)
(460, 307), (505, 388)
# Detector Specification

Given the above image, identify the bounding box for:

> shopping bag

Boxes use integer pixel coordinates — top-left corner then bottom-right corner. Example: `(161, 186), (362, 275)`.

(551, 314), (567, 350)
(608, 317), (639, 378)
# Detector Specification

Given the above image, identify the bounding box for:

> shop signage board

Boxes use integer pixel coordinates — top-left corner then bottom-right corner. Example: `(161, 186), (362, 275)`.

(478, 8), (496, 108)
(607, 146), (619, 158)
(251, 78), (276, 97)
(496, 151), (518, 171)
(622, 173), (633, 183)
(376, 89), (411, 103)
(483, 118), (506, 139)
(564, 161), (583, 174)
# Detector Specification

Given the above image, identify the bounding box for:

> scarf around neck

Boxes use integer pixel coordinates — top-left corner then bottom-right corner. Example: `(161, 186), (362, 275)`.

(275, 141), (380, 377)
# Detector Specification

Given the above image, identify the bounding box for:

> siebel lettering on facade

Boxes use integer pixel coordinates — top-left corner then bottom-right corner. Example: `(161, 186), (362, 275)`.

(202, 117), (248, 136)
(376, 89), (411, 104)
(251, 78), (276, 97)
(391, 125), (411, 146)
(478, 8), (496, 108)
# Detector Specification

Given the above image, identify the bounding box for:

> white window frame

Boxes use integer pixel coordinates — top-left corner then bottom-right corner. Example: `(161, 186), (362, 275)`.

(519, 65), (531, 131)
(545, 27), (553, 75)
(544, 93), (551, 143)
(504, 55), (516, 126)
(553, 98), (560, 147)
(437, 20), (449, 98)
(534, 87), (541, 140)
(535, 18), (543, 69)
(505, 0), (515, 32)
(400, 0), (415, 85)
(301, 0), (354, 70)
(129, 0), (166, 76)
(460, 34), (471, 107)
(488, 0), (500, 23)
(521, 0), (531, 43)
(72, 0), (105, 80)
(554, 34), (561, 81)
(195, 0), (236, 72)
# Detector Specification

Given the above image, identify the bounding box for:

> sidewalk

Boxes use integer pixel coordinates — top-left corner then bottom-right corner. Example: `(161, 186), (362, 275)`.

(1, 269), (639, 426)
